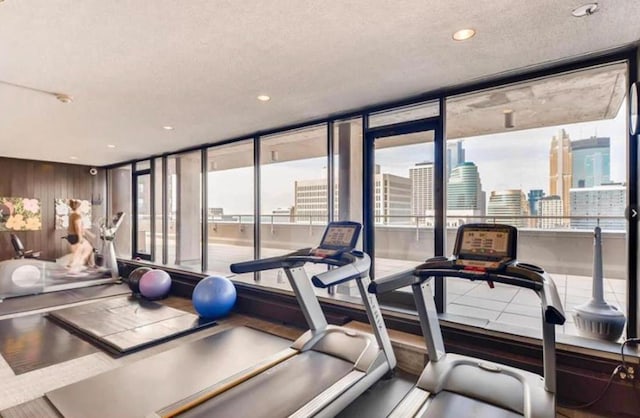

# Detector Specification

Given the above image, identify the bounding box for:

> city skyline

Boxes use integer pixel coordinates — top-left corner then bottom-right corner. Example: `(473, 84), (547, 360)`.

(206, 104), (627, 214)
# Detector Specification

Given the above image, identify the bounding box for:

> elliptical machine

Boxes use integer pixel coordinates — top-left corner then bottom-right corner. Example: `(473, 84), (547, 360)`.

(369, 223), (565, 418)
(98, 212), (125, 280)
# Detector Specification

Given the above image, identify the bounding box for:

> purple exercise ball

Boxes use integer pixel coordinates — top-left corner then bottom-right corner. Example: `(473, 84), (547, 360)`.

(139, 269), (172, 299)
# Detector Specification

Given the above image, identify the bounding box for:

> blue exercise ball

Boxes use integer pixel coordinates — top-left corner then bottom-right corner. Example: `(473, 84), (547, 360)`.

(193, 275), (237, 318)
(139, 269), (172, 300)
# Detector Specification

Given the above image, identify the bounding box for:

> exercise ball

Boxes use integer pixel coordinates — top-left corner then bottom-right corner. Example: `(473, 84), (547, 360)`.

(139, 269), (172, 300)
(128, 266), (152, 294)
(192, 276), (237, 318)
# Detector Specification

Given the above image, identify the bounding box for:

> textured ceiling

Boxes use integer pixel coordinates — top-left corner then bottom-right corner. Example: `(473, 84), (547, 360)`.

(0, 0), (639, 167)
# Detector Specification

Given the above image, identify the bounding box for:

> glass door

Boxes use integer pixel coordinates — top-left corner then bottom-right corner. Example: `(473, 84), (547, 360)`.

(133, 171), (152, 260)
(372, 130), (435, 275)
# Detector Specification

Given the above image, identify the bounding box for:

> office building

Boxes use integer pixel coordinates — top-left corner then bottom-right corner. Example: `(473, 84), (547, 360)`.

(537, 195), (564, 229)
(487, 190), (530, 228)
(571, 136), (611, 188)
(446, 141), (466, 179)
(549, 129), (572, 223)
(446, 162), (485, 224)
(570, 183), (626, 230)
(410, 162), (434, 218)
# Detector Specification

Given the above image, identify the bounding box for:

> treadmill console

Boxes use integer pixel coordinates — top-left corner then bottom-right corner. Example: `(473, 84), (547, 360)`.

(310, 221), (361, 258)
(453, 224), (517, 271)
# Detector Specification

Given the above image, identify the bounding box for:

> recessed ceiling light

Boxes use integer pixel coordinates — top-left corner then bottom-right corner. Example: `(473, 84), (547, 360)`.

(163, 126), (174, 131)
(54, 93), (73, 103)
(572, 3), (599, 17)
(257, 95), (271, 102)
(70, 156), (78, 160)
(107, 144), (116, 149)
(452, 28), (476, 41)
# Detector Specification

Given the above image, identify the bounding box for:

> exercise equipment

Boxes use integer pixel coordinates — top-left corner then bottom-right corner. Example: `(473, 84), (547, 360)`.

(369, 223), (565, 418)
(10, 234), (41, 259)
(192, 275), (236, 318)
(0, 212), (125, 301)
(99, 212), (126, 280)
(573, 226), (626, 341)
(43, 221), (396, 418)
(139, 269), (172, 300)
(128, 266), (153, 294)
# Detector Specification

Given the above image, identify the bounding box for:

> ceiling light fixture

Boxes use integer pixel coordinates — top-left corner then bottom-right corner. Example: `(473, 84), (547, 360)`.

(572, 3), (599, 17)
(257, 95), (271, 102)
(70, 156), (78, 160)
(0, 80), (73, 103)
(452, 28), (476, 41)
(163, 126), (174, 131)
(504, 109), (515, 129)
(107, 144), (116, 149)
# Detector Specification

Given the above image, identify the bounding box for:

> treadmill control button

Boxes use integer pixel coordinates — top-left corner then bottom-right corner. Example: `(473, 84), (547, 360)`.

(478, 362), (502, 373)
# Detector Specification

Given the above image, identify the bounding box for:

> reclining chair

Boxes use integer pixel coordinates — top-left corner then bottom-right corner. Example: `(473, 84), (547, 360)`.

(10, 234), (41, 259)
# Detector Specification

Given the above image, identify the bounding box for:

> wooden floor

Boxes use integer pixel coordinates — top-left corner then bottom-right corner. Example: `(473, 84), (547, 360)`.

(0, 294), (616, 418)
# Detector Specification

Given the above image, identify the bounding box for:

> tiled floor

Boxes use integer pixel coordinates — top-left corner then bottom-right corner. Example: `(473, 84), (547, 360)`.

(445, 274), (627, 339)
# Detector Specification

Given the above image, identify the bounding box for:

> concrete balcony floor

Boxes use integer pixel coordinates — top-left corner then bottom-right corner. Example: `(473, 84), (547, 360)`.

(160, 242), (628, 343)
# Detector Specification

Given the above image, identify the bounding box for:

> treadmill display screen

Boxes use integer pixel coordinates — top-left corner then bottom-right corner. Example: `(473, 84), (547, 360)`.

(322, 225), (357, 248)
(459, 229), (509, 258)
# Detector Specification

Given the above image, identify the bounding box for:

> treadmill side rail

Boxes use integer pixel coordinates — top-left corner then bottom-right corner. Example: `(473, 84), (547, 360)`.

(388, 387), (430, 418)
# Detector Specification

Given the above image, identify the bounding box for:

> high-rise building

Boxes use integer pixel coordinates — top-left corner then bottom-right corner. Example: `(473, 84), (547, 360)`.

(375, 173), (412, 225)
(487, 190), (529, 228)
(528, 189), (545, 216)
(410, 162), (434, 217)
(294, 165), (411, 225)
(293, 179), (336, 222)
(446, 141), (466, 179)
(537, 195), (563, 229)
(549, 129), (572, 222)
(571, 136), (611, 188)
(570, 183), (626, 230)
(446, 162), (485, 224)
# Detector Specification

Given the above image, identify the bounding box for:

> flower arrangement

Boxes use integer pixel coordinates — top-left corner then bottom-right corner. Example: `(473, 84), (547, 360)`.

(0, 197), (42, 231)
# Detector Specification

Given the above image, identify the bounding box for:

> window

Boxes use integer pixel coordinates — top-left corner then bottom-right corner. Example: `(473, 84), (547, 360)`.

(259, 124), (328, 284)
(107, 165), (132, 257)
(153, 157), (163, 262)
(445, 62), (629, 339)
(206, 140), (254, 276)
(166, 151), (202, 272)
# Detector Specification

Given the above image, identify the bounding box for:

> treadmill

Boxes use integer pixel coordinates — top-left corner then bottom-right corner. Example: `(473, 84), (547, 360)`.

(369, 223), (565, 418)
(155, 221), (397, 418)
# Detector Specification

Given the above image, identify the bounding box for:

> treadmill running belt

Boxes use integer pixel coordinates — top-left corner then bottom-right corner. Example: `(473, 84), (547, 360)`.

(175, 351), (354, 418)
(420, 391), (522, 418)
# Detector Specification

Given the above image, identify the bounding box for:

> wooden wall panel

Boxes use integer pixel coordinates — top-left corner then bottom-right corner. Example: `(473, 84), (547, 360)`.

(0, 157), (107, 261)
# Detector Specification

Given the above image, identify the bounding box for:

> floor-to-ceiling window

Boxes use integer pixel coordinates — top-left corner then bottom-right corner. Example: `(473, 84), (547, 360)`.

(206, 140), (254, 277)
(166, 150), (202, 272)
(259, 124), (328, 284)
(444, 62), (629, 339)
(133, 161), (151, 260)
(107, 164), (132, 258)
(153, 157), (164, 263)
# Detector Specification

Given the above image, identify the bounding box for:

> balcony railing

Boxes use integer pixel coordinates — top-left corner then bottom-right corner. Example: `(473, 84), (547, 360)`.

(199, 214), (627, 279)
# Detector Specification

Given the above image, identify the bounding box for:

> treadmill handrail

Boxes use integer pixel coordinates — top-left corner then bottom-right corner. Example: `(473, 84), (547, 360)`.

(369, 260), (565, 325)
(230, 248), (313, 274)
(311, 252), (371, 288)
(230, 248), (362, 275)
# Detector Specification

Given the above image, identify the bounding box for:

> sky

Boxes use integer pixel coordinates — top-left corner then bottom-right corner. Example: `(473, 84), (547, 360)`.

(207, 103), (628, 215)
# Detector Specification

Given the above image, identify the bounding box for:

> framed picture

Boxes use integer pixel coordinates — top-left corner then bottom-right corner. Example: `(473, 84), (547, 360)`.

(0, 197), (42, 231)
